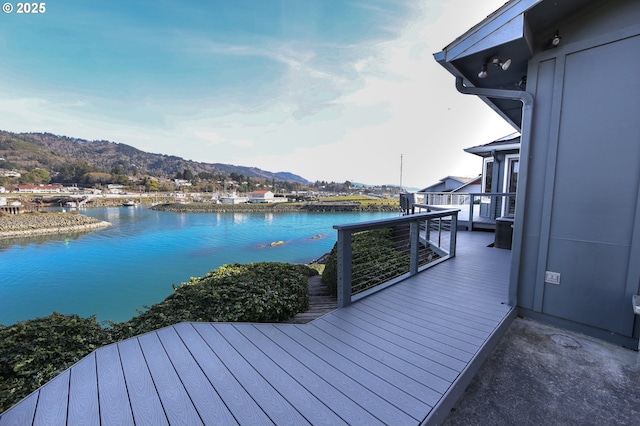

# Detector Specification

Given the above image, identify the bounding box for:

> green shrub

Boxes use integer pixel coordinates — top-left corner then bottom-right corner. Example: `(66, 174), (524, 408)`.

(0, 313), (112, 412)
(110, 262), (316, 340)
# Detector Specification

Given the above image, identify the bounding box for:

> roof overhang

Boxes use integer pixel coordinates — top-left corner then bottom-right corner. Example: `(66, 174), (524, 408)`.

(464, 143), (520, 157)
(434, 0), (595, 130)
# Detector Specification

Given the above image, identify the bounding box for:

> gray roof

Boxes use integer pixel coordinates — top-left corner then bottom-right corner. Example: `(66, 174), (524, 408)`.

(464, 133), (520, 157)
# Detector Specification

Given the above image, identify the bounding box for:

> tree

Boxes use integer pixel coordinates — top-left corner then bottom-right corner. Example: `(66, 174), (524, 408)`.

(183, 169), (194, 182)
(111, 164), (125, 176)
(144, 178), (159, 192)
(19, 169), (50, 184)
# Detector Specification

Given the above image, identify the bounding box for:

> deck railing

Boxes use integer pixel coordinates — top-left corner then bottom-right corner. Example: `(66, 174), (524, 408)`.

(467, 192), (516, 230)
(333, 209), (459, 308)
(413, 192), (470, 206)
(407, 191), (516, 230)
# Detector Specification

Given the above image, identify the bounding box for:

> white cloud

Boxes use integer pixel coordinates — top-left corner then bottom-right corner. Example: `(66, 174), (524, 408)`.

(227, 0), (514, 187)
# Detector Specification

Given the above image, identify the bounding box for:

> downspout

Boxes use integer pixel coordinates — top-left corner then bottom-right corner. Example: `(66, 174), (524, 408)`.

(455, 76), (534, 306)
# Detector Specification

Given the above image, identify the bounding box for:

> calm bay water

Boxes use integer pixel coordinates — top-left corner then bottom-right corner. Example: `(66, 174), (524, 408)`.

(0, 207), (398, 325)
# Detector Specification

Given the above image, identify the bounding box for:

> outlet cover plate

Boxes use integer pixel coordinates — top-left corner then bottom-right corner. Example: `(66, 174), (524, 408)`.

(545, 271), (561, 285)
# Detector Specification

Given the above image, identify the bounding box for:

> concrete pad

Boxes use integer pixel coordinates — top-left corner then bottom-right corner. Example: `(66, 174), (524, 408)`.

(443, 317), (640, 425)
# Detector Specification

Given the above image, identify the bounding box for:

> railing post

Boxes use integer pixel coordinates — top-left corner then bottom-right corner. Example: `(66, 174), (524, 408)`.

(336, 229), (352, 308)
(469, 194), (475, 231)
(409, 220), (419, 275)
(450, 213), (458, 257)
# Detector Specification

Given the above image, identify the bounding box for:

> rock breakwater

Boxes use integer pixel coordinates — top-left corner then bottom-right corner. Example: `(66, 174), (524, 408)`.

(0, 213), (111, 238)
(152, 202), (401, 213)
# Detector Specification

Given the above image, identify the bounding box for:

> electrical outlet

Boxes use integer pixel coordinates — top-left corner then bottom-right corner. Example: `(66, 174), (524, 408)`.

(545, 271), (561, 285)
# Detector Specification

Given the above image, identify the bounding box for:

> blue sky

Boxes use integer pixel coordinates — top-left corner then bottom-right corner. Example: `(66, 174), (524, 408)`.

(0, 0), (513, 188)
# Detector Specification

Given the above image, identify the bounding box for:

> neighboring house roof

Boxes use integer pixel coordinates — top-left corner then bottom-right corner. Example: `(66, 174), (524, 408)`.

(464, 134), (521, 157)
(420, 175), (481, 193)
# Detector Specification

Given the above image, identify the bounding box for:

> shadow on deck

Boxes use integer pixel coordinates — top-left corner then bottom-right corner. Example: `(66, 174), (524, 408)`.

(0, 231), (514, 426)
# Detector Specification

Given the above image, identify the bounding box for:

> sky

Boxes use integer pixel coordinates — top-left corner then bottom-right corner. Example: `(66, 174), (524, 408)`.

(0, 0), (514, 189)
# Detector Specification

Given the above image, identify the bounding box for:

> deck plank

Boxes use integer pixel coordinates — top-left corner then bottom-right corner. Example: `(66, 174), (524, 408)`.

(282, 324), (428, 422)
(117, 336), (168, 426)
(67, 353), (100, 426)
(32, 369), (69, 426)
(239, 324), (385, 425)
(216, 323), (347, 425)
(332, 306), (474, 368)
(260, 324), (416, 425)
(351, 299), (486, 352)
(96, 343), (134, 426)
(155, 326), (238, 425)
(301, 322), (440, 415)
(0, 391), (38, 426)
(191, 322), (311, 425)
(314, 316), (453, 392)
(353, 298), (492, 346)
(137, 331), (203, 425)
(173, 322), (273, 425)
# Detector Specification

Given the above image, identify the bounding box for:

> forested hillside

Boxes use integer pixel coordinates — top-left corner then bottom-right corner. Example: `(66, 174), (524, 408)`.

(0, 131), (309, 185)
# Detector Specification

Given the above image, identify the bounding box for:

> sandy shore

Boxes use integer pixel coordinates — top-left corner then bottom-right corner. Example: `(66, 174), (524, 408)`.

(0, 213), (111, 238)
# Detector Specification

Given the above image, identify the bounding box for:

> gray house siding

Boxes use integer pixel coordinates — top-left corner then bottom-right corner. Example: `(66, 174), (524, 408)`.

(515, 1), (640, 344)
(436, 0), (640, 346)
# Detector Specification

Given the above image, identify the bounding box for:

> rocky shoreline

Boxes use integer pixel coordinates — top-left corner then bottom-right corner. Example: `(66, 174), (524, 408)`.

(0, 213), (111, 238)
(152, 202), (401, 213)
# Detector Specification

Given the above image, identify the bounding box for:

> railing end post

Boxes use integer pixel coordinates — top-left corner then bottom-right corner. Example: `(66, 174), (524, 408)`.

(336, 229), (352, 308)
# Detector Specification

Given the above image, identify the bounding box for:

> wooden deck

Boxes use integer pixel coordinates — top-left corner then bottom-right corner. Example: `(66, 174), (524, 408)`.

(0, 231), (515, 426)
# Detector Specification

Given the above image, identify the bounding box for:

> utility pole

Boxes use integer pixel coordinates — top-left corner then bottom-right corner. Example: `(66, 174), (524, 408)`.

(399, 154), (404, 192)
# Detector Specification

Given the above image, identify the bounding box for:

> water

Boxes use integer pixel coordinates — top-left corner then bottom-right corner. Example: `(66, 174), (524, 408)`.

(0, 207), (398, 325)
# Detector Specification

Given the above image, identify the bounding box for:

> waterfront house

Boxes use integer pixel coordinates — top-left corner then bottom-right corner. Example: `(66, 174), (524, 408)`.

(249, 190), (275, 203)
(418, 176), (480, 194)
(219, 192), (249, 204)
(434, 0), (640, 348)
(464, 134), (520, 219)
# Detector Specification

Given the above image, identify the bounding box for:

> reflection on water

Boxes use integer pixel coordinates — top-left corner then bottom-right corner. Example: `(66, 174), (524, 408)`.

(0, 207), (397, 325)
(0, 231), (93, 251)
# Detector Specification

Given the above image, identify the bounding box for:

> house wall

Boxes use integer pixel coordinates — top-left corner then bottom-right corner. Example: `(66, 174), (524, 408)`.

(514, 0), (640, 345)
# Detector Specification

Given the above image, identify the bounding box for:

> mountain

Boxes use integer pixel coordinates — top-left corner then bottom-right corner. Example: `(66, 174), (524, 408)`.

(0, 131), (310, 184)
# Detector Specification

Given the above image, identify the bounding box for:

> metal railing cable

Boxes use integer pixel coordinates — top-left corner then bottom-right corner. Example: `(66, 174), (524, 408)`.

(333, 210), (459, 308)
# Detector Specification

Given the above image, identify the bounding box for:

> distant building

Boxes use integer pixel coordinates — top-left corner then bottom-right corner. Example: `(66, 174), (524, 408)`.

(220, 192), (249, 204)
(14, 184), (62, 193)
(250, 190), (275, 203)
(250, 190), (289, 203)
(174, 179), (192, 187)
(1, 170), (21, 178)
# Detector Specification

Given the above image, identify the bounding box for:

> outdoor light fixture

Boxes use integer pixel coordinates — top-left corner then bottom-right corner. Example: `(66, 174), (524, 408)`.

(478, 63), (488, 78)
(544, 32), (562, 50)
(478, 56), (512, 79)
(491, 56), (512, 70)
